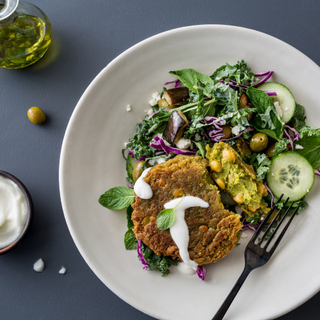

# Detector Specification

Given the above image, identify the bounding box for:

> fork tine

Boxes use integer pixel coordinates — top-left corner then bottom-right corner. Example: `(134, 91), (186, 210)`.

(250, 194), (284, 243)
(261, 199), (294, 247)
(266, 203), (300, 257)
(257, 197), (291, 245)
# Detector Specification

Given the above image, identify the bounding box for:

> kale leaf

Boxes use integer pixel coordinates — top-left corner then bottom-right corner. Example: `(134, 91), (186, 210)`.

(210, 60), (256, 86)
(274, 138), (290, 157)
(139, 241), (178, 276)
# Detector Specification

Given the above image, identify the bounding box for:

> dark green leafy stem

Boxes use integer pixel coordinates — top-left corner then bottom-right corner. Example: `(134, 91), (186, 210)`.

(99, 187), (135, 210)
(124, 206), (137, 250)
(139, 241), (178, 276)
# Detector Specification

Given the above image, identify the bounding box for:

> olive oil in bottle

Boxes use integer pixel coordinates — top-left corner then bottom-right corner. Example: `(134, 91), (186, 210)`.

(0, 0), (51, 69)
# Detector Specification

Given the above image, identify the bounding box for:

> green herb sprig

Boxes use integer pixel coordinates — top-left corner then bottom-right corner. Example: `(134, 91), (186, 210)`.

(157, 197), (184, 230)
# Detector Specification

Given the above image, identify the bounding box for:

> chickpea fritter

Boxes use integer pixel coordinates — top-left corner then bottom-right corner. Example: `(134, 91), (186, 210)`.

(131, 155), (242, 265)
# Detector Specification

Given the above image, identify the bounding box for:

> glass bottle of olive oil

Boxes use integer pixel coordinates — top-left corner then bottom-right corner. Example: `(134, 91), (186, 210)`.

(0, 0), (51, 69)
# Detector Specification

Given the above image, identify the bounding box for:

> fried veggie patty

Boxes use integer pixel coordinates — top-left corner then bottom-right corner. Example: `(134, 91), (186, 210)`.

(131, 155), (242, 265)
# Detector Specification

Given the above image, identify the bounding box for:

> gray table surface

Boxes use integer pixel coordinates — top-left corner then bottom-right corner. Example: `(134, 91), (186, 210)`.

(1, 0), (320, 319)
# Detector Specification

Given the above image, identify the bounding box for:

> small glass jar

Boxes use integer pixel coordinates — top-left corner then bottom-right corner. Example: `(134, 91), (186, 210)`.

(0, 0), (51, 69)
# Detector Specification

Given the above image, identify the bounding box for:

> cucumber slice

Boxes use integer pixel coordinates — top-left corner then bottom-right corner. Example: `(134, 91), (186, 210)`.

(267, 152), (315, 201)
(126, 154), (137, 179)
(257, 82), (296, 123)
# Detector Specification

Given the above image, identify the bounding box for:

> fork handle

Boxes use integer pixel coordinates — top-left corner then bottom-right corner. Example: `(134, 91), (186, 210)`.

(212, 266), (252, 320)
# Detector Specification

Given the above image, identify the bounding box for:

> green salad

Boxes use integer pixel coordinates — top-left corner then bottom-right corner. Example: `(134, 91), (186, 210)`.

(99, 60), (319, 277)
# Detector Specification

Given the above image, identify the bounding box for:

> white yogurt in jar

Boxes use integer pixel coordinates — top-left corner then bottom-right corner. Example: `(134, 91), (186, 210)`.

(0, 175), (28, 248)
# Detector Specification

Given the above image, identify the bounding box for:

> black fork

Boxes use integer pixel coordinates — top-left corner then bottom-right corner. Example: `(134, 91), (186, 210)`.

(212, 195), (301, 320)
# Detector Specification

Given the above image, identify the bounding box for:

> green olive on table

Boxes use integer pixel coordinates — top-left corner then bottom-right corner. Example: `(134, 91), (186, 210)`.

(132, 161), (145, 182)
(250, 133), (269, 152)
(266, 143), (276, 158)
(221, 125), (232, 139)
(27, 107), (46, 125)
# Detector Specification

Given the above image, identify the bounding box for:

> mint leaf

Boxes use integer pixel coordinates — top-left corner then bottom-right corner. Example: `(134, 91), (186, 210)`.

(247, 87), (284, 140)
(295, 128), (320, 168)
(157, 208), (175, 230)
(169, 68), (215, 94)
(292, 104), (306, 130)
(99, 186), (135, 210)
(124, 229), (137, 250)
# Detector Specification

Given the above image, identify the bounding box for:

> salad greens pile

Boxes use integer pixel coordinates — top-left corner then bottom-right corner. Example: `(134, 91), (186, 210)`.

(100, 60), (319, 277)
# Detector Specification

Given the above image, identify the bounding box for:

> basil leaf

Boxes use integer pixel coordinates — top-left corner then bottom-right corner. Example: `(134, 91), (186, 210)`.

(99, 186), (135, 210)
(157, 208), (175, 230)
(124, 229), (137, 250)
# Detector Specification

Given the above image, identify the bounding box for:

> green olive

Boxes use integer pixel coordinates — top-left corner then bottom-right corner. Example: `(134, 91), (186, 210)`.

(27, 107), (46, 125)
(158, 98), (169, 108)
(221, 125), (232, 139)
(266, 143), (276, 158)
(132, 161), (145, 182)
(250, 133), (269, 152)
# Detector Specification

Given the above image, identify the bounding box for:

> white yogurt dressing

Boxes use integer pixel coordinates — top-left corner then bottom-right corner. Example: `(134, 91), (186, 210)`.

(134, 168), (153, 199)
(0, 175), (28, 248)
(164, 196), (209, 273)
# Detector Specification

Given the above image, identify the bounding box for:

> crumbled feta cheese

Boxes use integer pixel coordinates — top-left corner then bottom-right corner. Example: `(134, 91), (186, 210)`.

(149, 92), (161, 106)
(148, 158), (166, 166)
(231, 125), (240, 136)
(126, 104), (132, 112)
(295, 144), (304, 150)
(147, 109), (153, 115)
(241, 231), (248, 238)
(194, 133), (201, 141)
(124, 142), (128, 148)
(33, 258), (45, 272)
(274, 101), (283, 117)
(175, 138), (192, 149)
(59, 266), (67, 275)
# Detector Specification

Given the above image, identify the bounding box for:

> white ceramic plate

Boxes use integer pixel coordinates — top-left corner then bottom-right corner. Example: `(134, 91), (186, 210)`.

(59, 25), (320, 320)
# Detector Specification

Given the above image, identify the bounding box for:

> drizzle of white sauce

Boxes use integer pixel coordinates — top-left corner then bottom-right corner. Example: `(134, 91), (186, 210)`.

(164, 196), (209, 272)
(177, 262), (196, 275)
(134, 168), (153, 199)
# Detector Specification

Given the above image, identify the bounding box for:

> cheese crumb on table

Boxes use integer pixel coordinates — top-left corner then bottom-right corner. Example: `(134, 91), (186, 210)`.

(33, 258), (45, 272)
(126, 104), (132, 112)
(59, 266), (67, 275)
